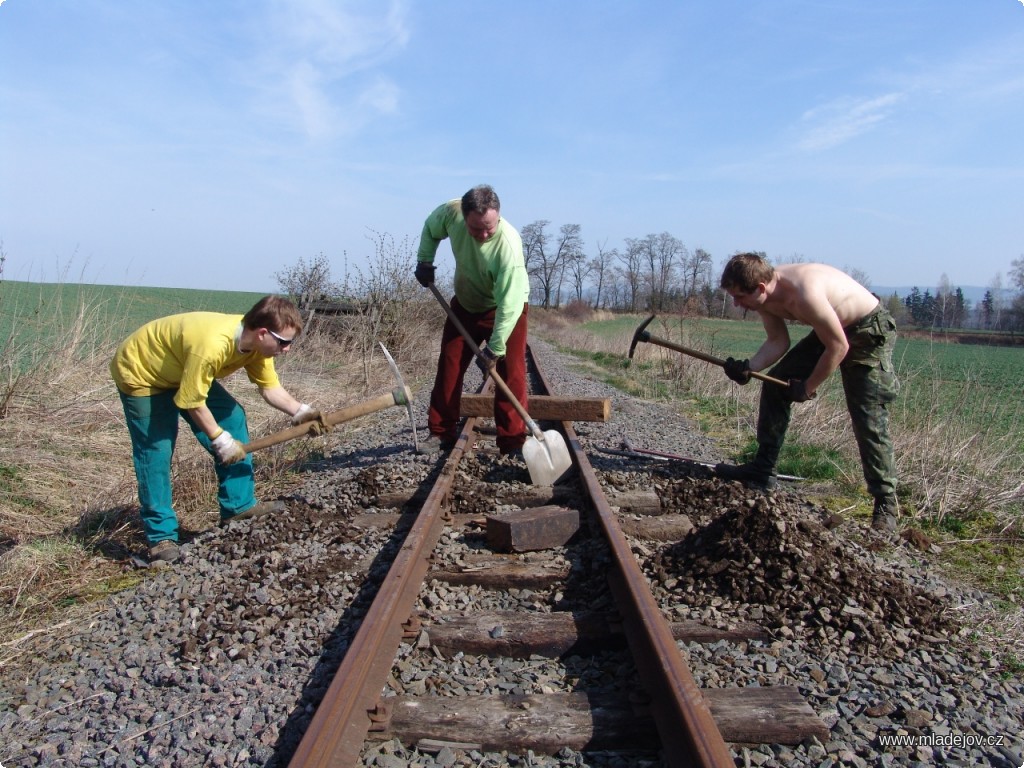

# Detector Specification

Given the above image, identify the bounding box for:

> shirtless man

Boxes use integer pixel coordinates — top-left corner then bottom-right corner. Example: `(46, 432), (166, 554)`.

(715, 253), (900, 531)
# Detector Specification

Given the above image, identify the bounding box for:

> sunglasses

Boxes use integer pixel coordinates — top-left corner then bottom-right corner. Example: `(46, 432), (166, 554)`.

(267, 329), (295, 348)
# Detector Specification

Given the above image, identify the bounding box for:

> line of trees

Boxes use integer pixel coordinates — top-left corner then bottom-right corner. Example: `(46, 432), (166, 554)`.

(893, 259), (1024, 333)
(274, 224), (1024, 334)
(518, 220), (1024, 332)
(520, 221), (723, 316)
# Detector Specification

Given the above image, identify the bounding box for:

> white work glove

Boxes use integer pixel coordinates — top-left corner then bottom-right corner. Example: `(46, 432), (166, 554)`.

(291, 403), (316, 425)
(211, 430), (246, 465)
(291, 403), (329, 435)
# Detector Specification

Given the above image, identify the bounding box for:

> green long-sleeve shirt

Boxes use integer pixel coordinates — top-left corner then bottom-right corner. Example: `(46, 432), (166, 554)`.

(416, 200), (529, 355)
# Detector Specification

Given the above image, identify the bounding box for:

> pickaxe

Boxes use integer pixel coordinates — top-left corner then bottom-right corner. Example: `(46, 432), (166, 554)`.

(627, 314), (788, 387)
(242, 341), (416, 453)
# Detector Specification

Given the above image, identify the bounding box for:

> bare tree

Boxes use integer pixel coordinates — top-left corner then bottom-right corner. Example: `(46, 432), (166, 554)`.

(521, 220), (551, 307)
(589, 240), (617, 309)
(681, 247), (714, 307)
(843, 265), (872, 289)
(618, 238), (646, 313)
(566, 235), (593, 303)
(640, 232), (683, 312)
(521, 220), (582, 309)
(1010, 256), (1024, 293)
(552, 223), (584, 308)
(274, 252), (341, 309)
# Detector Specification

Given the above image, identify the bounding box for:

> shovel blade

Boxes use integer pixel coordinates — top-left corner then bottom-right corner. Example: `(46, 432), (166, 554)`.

(522, 429), (573, 486)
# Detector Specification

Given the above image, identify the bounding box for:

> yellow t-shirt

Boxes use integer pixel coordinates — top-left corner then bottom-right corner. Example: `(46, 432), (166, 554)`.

(110, 312), (280, 409)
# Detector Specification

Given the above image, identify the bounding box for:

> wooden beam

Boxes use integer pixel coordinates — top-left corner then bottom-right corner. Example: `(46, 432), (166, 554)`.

(372, 689), (829, 750)
(486, 506), (581, 552)
(460, 394), (611, 422)
(425, 610), (769, 658)
(429, 554), (571, 589)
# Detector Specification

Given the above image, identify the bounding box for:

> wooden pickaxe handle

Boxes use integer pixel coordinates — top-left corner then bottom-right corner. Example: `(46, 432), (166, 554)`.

(632, 315), (789, 388)
(243, 386), (412, 454)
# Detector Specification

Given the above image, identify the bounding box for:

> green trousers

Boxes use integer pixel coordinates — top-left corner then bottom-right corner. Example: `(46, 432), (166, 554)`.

(118, 380), (257, 544)
(757, 303), (900, 500)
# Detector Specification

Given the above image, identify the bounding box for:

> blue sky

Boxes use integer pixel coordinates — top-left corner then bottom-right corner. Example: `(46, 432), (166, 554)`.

(2, 0), (1022, 294)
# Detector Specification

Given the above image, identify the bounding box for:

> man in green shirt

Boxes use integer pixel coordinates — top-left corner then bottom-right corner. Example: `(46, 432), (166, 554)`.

(414, 185), (530, 455)
(111, 295), (320, 564)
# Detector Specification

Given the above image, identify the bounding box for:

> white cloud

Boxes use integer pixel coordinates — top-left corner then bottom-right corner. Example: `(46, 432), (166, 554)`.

(796, 92), (904, 152)
(251, 0), (410, 139)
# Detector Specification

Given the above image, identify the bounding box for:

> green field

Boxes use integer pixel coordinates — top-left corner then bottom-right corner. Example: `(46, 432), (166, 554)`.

(0, 281), (267, 366)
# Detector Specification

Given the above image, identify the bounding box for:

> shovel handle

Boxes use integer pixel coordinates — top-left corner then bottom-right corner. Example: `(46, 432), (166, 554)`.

(641, 331), (789, 388)
(426, 283), (545, 442)
(243, 386), (412, 453)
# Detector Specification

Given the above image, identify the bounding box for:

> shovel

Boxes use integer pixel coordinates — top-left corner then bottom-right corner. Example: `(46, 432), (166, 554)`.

(426, 283), (573, 486)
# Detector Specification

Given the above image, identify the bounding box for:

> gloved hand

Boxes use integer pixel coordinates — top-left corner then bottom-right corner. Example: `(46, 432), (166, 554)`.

(414, 262), (435, 287)
(476, 346), (502, 375)
(291, 403), (330, 436)
(723, 357), (752, 385)
(785, 378), (815, 403)
(291, 403), (317, 425)
(211, 430), (247, 465)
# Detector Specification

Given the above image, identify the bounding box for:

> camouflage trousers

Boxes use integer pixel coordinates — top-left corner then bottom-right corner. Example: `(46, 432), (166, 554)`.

(757, 303), (900, 500)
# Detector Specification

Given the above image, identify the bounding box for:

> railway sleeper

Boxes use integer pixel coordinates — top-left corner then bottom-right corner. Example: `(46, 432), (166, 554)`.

(423, 609), (769, 658)
(366, 688), (829, 752)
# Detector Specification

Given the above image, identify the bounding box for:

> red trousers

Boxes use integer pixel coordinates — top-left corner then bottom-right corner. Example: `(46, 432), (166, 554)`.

(428, 298), (529, 452)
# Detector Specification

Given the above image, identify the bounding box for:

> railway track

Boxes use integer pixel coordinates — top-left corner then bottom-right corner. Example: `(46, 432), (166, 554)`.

(2, 339), (1009, 768)
(288, 347), (827, 767)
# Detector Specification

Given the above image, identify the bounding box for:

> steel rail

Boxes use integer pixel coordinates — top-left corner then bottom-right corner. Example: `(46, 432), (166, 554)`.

(286, 412), (482, 767)
(531, 351), (735, 768)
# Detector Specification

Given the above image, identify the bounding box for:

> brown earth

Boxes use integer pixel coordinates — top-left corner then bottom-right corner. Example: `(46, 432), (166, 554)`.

(652, 469), (960, 655)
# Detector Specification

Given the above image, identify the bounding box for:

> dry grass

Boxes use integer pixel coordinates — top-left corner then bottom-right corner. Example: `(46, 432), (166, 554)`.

(0, 288), (443, 649)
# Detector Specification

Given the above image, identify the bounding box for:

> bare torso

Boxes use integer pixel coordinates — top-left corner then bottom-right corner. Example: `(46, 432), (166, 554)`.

(765, 263), (879, 328)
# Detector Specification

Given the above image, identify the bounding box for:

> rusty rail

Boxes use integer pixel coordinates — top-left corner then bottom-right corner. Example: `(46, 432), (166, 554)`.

(285, 418), (480, 767)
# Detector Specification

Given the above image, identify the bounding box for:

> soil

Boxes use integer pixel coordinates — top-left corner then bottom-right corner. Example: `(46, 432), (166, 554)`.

(651, 466), (960, 655)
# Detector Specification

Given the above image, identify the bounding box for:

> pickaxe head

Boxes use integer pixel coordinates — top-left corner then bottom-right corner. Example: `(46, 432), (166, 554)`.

(378, 342), (418, 452)
(627, 314), (657, 365)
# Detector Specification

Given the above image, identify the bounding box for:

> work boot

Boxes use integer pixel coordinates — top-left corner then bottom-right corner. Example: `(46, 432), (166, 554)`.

(221, 500), (286, 527)
(417, 435), (456, 455)
(714, 461), (777, 491)
(872, 495), (899, 532)
(148, 539), (180, 565)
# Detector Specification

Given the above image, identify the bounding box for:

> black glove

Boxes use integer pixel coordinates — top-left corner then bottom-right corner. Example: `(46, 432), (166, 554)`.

(785, 378), (815, 403)
(723, 357), (752, 385)
(414, 262), (435, 287)
(476, 346), (501, 374)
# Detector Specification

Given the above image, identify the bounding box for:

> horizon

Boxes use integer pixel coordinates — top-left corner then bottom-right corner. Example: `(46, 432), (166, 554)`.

(2, 1), (1023, 293)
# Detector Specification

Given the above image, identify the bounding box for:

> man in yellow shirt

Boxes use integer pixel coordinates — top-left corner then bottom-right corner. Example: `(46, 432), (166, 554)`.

(111, 295), (318, 564)
(414, 185), (530, 456)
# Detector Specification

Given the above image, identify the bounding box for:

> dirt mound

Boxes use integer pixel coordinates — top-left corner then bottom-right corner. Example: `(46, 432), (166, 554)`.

(655, 487), (959, 653)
